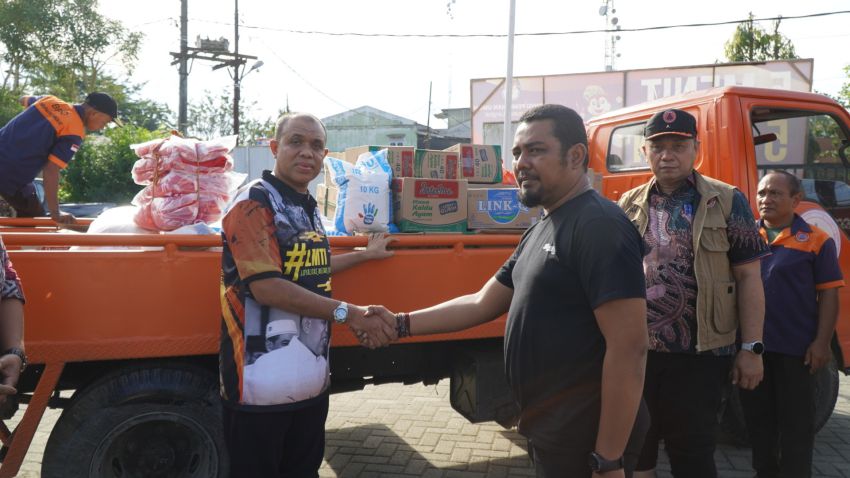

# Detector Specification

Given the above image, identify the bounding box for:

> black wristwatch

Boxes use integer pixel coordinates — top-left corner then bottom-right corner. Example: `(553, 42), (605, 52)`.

(2, 347), (26, 373)
(589, 451), (624, 473)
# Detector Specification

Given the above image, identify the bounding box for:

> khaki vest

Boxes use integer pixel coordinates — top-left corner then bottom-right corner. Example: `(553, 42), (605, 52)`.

(618, 172), (738, 352)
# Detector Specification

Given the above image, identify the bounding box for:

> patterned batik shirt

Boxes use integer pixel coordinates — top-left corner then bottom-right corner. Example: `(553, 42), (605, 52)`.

(0, 236), (24, 302)
(219, 171), (332, 411)
(644, 176), (768, 354)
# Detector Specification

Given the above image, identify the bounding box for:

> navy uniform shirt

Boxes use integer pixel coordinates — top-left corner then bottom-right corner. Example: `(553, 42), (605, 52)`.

(759, 214), (844, 357)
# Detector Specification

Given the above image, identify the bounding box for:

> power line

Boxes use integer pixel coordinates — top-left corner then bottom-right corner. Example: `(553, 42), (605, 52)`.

(190, 10), (850, 38)
(261, 43), (353, 113)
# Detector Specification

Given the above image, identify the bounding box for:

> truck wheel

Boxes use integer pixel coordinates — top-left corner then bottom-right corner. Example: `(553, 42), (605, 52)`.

(720, 358), (839, 446)
(42, 363), (227, 478)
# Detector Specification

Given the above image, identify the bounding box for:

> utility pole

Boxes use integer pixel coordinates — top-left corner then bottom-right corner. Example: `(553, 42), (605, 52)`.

(599, 0), (622, 71)
(425, 81), (432, 148)
(169, 0), (257, 139)
(502, 0), (516, 172)
(232, 0), (240, 138)
(178, 0), (188, 133)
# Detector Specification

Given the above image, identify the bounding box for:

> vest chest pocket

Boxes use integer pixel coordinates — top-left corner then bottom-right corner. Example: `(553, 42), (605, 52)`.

(700, 227), (730, 252)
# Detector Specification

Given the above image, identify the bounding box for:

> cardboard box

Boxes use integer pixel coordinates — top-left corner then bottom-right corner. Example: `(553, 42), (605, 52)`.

(326, 151), (348, 162)
(393, 178), (467, 232)
(444, 144), (502, 184)
(345, 145), (415, 178)
(316, 183), (338, 218)
(467, 188), (543, 230)
(414, 150), (459, 179)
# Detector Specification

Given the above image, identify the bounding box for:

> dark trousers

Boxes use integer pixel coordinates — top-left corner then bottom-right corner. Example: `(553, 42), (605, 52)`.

(530, 399), (650, 478)
(739, 351), (815, 478)
(637, 351), (732, 478)
(0, 183), (45, 217)
(223, 396), (329, 478)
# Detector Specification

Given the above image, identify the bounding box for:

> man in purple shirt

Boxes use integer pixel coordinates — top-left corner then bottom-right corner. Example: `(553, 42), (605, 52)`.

(741, 171), (843, 478)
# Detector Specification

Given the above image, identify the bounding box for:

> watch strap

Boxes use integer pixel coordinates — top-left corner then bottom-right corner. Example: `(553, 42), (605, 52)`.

(589, 451), (624, 472)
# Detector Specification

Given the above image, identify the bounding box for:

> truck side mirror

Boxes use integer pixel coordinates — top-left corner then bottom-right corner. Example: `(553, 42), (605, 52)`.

(753, 133), (778, 146)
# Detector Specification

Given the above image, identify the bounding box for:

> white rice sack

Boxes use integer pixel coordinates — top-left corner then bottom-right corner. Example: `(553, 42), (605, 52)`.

(87, 206), (150, 234)
(323, 149), (395, 234)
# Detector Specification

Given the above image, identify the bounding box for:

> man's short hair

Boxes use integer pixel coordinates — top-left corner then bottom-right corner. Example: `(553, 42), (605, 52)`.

(274, 112), (327, 143)
(519, 104), (587, 149)
(518, 104), (588, 165)
(764, 170), (802, 196)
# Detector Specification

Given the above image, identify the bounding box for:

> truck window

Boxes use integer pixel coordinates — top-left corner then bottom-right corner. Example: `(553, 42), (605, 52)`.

(608, 123), (649, 172)
(753, 108), (850, 233)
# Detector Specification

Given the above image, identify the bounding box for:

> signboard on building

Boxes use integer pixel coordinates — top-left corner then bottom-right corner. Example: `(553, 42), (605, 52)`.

(471, 59), (814, 167)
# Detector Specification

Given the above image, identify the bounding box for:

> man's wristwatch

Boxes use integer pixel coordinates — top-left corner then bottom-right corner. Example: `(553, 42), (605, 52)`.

(741, 340), (765, 355)
(333, 302), (349, 324)
(2, 348), (26, 373)
(588, 451), (623, 473)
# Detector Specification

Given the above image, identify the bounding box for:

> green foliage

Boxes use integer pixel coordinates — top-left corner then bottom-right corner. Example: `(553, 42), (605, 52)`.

(838, 65), (850, 109)
(0, 87), (24, 126)
(724, 13), (797, 62)
(0, 0), (62, 90)
(0, 0), (144, 110)
(187, 89), (275, 145)
(60, 125), (164, 203)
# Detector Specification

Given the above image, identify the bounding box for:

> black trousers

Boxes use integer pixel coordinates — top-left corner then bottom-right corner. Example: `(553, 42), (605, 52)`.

(0, 183), (45, 217)
(223, 396), (329, 478)
(636, 351), (732, 478)
(739, 351), (815, 478)
(530, 399), (650, 478)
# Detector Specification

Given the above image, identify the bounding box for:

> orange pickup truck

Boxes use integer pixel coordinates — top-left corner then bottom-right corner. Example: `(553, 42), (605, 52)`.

(1, 85), (849, 476)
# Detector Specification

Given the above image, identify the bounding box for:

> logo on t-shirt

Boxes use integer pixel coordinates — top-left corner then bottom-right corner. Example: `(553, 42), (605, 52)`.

(795, 232), (809, 242)
(542, 243), (556, 255)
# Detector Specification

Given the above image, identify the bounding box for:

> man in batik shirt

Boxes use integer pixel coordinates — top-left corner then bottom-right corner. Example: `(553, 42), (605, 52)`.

(618, 109), (769, 478)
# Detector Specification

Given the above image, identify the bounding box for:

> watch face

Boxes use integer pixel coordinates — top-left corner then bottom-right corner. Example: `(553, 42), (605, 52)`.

(334, 304), (348, 322)
(752, 341), (765, 355)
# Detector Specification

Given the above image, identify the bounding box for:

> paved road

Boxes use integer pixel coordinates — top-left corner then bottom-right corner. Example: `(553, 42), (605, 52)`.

(8, 374), (850, 477)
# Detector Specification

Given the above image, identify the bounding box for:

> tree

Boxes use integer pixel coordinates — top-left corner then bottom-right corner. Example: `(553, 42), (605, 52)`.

(0, 0), (62, 90)
(724, 13), (797, 62)
(187, 89), (275, 145)
(0, 0), (141, 102)
(838, 65), (850, 109)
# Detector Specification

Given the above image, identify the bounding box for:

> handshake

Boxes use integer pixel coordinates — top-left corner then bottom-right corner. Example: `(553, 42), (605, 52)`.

(346, 305), (411, 349)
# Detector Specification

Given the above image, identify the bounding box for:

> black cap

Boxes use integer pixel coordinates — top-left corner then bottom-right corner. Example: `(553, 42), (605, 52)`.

(644, 109), (696, 140)
(84, 92), (123, 126)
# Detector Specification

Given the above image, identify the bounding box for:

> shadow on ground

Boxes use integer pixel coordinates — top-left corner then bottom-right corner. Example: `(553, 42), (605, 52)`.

(324, 424), (534, 477)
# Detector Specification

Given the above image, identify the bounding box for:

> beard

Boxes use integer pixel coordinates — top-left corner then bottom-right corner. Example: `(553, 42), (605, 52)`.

(518, 185), (542, 208)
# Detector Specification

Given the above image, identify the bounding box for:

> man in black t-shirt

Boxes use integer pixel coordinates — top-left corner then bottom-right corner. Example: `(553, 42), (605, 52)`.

(370, 104), (649, 478)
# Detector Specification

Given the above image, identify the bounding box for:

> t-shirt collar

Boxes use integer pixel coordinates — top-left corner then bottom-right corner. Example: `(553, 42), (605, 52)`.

(650, 171), (697, 196)
(757, 213), (811, 235)
(262, 170), (317, 209)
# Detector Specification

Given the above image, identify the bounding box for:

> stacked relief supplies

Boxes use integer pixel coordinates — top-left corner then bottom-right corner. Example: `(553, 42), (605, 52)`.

(321, 149), (396, 235)
(318, 143), (542, 234)
(130, 135), (247, 231)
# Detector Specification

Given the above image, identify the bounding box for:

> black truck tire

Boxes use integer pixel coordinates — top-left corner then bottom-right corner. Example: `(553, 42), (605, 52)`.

(42, 363), (228, 478)
(721, 358), (839, 446)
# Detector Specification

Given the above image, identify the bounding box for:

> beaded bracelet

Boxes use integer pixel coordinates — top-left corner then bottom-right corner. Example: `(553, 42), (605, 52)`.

(395, 312), (411, 338)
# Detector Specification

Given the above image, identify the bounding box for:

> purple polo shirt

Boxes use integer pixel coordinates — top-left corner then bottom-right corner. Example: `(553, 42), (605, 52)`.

(760, 214), (844, 357)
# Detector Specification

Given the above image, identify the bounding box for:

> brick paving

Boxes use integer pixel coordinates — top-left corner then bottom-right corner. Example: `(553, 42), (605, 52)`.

(6, 374), (850, 476)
